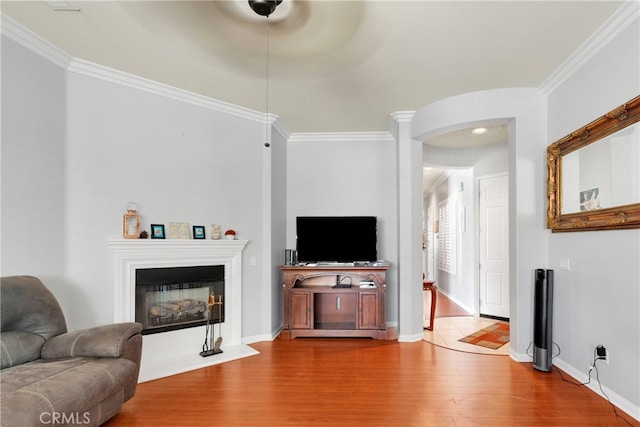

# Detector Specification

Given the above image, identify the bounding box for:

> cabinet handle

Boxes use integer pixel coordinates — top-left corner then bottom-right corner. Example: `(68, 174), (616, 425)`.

(336, 296), (341, 310)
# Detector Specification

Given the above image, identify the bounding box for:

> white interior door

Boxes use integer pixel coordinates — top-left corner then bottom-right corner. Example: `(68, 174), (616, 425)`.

(478, 174), (509, 319)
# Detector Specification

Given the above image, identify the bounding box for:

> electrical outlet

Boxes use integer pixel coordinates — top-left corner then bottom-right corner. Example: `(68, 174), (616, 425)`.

(596, 345), (609, 365)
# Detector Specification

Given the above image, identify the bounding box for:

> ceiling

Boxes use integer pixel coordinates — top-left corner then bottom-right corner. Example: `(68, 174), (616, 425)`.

(1, 0), (624, 137)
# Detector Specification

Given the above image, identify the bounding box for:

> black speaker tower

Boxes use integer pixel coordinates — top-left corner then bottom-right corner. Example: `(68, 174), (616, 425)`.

(533, 269), (553, 372)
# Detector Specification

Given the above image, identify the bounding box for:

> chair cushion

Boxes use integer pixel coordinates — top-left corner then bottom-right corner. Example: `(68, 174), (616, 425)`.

(0, 331), (45, 369)
(1, 356), (138, 426)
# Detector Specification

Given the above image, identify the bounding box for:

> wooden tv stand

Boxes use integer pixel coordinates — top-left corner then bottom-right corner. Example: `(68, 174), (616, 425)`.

(280, 265), (388, 339)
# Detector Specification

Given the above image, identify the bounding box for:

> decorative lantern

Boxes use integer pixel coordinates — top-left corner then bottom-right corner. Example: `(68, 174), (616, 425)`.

(123, 202), (140, 239)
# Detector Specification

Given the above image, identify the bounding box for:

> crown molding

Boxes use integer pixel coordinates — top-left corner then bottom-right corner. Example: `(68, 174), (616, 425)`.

(389, 111), (415, 123)
(287, 131), (394, 143)
(1, 14), (269, 125)
(539, 1), (639, 95)
(270, 114), (291, 141)
(1, 14), (72, 69)
(388, 111), (416, 139)
(253, 113), (291, 143)
(67, 58), (265, 124)
(2, 15), (390, 141)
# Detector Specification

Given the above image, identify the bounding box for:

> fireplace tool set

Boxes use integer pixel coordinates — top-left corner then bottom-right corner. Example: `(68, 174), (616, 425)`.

(200, 294), (223, 357)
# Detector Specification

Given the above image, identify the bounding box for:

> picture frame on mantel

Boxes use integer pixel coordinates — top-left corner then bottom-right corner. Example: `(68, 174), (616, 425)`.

(193, 225), (205, 239)
(151, 224), (165, 239)
(169, 222), (190, 239)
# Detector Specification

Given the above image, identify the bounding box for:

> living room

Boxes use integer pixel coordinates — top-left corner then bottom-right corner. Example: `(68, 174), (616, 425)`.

(1, 1), (639, 424)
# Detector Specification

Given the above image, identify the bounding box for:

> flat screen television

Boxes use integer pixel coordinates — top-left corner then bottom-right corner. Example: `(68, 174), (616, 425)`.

(296, 216), (377, 263)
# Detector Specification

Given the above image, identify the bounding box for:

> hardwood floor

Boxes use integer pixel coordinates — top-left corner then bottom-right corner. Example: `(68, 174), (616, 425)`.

(434, 289), (472, 318)
(106, 337), (637, 426)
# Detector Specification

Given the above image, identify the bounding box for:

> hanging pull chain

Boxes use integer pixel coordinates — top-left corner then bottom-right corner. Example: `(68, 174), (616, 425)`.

(264, 16), (271, 148)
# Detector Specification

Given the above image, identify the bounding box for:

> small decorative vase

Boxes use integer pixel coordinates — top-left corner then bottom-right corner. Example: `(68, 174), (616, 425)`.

(225, 234), (235, 240)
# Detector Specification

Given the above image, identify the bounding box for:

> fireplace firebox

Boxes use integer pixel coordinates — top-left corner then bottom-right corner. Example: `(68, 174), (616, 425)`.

(135, 265), (224, 335)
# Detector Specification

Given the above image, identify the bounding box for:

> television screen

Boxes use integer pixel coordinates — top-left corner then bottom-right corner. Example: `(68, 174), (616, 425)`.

(296, 216), (377, 263)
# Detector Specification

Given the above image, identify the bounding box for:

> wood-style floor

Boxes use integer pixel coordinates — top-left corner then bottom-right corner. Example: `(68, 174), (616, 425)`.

(434, 289), (473, 318)
(106, 339), (637, 426)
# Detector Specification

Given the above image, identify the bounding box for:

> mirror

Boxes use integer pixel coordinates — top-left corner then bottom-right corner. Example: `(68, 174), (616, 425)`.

(547, 95), (640, 232)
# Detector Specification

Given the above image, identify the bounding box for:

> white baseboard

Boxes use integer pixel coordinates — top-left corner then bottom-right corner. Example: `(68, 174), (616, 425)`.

(397, 332), (425, 343)
(242, 326), (283, 344)
(550, 357), (640, 422)
(436, 288), (474, 315)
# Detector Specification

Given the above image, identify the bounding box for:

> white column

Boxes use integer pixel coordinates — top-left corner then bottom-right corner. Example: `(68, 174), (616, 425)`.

(390, 112), (424, 342)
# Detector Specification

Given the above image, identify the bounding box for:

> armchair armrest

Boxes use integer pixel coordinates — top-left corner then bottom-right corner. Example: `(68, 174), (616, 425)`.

(41, 322), (142, 359)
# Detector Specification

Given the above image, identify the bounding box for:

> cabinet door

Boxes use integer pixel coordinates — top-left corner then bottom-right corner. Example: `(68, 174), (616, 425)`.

(358, 291), (379, 329)
(291, 291), (311, 329)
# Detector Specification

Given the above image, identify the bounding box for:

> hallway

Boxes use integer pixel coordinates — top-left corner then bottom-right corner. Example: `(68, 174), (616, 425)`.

(423, 290), (510, 355)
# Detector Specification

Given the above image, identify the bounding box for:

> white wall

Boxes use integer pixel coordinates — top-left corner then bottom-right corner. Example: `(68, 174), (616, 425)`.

(1, 37), (68, 298)
(471, 142), (508, 177)
(286, 133), (399, 325)
(1, 29), (279, 342)
(268, 122), (288, 337)
(62, 71), (267, 335)
(423, 142), (508, 173)
(546, 14), (640, 414)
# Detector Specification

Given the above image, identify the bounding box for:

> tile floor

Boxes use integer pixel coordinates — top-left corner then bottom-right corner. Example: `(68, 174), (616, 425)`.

(423, 316), (510, 355)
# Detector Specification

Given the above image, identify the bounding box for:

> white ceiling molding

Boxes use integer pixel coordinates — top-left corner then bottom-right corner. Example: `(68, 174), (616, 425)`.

(390, 111), (416, 123)
(287, 131), (395, 144)
(388, 111), (416, 140)
(1, 14), (72, 69)
(1, 14), (269, 126)
(67, 57), (265, 125)
(539, 1), (639, 94)
(1, 13), (397, 146)
(269, 113), (291, 142)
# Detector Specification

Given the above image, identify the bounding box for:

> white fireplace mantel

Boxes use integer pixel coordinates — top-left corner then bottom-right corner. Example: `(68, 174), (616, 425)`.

(107, 239), (257, 382)
(108, 239), (247, 323)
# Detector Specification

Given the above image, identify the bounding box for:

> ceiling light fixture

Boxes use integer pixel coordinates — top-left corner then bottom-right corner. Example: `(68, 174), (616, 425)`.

(471, 127), (488, 135)
(249, 0), (282, 148)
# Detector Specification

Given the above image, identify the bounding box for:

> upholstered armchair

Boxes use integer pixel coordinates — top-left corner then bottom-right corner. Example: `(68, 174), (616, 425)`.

(1, 275), (142, 426)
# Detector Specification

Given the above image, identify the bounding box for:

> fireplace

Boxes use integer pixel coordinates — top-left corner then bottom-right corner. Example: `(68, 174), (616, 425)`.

(108, 239), (257, 382)
(135, 265), (224, 335)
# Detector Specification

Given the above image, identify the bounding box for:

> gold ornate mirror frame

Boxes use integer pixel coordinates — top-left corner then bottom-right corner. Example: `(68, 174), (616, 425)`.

(547, 95), (640, 232)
